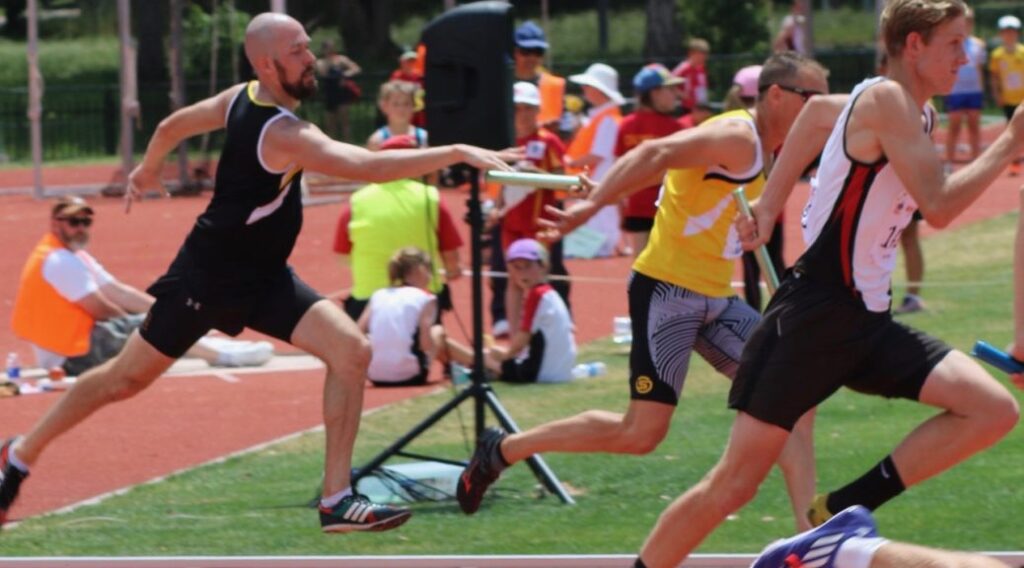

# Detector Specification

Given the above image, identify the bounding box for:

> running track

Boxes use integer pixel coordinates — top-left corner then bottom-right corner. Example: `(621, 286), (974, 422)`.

(0, 134), (1020, 521)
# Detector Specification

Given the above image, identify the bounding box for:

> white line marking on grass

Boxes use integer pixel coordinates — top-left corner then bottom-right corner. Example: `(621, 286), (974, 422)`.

(1, 554), (1022, 568)
(4, 385), (447, 530)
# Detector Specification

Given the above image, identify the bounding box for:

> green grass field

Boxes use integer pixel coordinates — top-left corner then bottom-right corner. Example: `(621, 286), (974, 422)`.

(2, 213), (1022, 556)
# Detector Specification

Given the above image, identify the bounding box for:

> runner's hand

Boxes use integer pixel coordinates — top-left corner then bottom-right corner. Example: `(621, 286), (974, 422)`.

(125, 165), (167, 213)
(736, 200), (773, 251)
(538, 199), (600, 242)
(1009, 342), (1024, 390)
(455, 144), (522, 172)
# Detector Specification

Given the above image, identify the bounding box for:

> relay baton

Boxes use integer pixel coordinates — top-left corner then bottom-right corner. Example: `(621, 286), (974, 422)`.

(733, 187), (779, 295)
(971, 340), (1024, 374)
(484, 170), (582, 190)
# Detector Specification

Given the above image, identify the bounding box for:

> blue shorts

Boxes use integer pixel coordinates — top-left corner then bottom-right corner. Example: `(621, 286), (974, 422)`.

(945, 92), (983, 112)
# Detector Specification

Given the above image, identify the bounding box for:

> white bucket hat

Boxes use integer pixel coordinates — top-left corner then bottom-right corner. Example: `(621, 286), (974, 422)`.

(569, 63), (625, 105)
(999, 15), (1022, 30)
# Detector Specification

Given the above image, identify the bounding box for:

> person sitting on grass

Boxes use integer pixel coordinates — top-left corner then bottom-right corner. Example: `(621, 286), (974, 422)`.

(358, 247), (443, 388)
(444, 238), (576, 384)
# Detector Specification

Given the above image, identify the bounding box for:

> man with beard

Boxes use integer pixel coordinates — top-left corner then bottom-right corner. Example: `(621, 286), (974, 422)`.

(0, 12), (512, 533)
(10, 196), (274, 377)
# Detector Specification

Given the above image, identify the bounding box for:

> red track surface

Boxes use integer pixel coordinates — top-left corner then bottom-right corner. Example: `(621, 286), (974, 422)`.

(0, 131), (1020, 522)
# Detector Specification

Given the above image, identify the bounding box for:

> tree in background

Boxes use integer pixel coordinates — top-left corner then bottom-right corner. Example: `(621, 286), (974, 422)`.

(134, 0), (168, 86)
(679, 0), (771, 55)
(644, 0), (684, 59)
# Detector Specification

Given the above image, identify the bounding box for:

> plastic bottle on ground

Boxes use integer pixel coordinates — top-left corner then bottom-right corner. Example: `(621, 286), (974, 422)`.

(571, 362), (607, 380)
(612, 317), (632, 344)
(5, 352), (20, 381)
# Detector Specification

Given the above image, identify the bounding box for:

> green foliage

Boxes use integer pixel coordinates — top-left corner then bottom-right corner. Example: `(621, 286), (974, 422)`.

(181, 2), (250, 82)
(679, 0), (772, 54)
(0, 35), (119, 86)
(808, 6), (878, 49)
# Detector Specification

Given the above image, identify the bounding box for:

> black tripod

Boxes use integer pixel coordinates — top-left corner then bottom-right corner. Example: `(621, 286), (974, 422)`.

(351, 167), (574, 505)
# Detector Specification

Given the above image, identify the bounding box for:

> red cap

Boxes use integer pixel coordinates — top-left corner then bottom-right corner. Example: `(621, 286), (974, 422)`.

(378, 134), (420, 151)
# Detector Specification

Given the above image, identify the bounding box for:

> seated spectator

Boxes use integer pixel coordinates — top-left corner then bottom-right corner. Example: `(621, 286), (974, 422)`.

(358, 248), (442, 387)
(366, 81), (428, 151)
(333, 134), (463, 321)
(11, 197), (273, 376)
(445, 239), (576, 383)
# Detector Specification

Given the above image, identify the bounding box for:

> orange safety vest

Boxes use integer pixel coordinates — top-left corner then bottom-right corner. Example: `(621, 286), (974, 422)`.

(565, 104), (622, 174)
(11, 233), (95, 357)
(537, 72), (565, 126)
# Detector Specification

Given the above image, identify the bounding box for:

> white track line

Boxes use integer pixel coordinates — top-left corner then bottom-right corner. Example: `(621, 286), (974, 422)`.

(0, 553), (1021, 568)
(4, 386), (446, 529)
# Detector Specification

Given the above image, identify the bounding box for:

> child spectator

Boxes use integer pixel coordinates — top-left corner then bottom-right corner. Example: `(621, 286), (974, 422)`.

(671, 38), (711, 115)
(616, 64), (683, 257)
(366, 81), (428, 150)
(358, 248), (443, 387)
(492, 81), (571, 331)
(389, 51), (426, 128)
(990, 15), (1024, 176)
(447, 239), (576, 383)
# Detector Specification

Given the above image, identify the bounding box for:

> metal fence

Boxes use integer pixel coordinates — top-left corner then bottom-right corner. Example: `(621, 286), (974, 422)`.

(0, 48), (879, 164)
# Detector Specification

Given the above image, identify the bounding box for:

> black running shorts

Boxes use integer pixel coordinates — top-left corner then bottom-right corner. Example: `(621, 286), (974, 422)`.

(140, 266), (323, 358)
(728, 271), (951, 431)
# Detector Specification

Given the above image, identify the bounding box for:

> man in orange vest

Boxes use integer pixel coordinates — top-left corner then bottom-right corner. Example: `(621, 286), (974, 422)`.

(11, 197), (273, 376)
(513, 21), (565, 130)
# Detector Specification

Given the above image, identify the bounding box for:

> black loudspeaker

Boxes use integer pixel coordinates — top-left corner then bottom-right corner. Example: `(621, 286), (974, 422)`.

(422, 1), (514, 150)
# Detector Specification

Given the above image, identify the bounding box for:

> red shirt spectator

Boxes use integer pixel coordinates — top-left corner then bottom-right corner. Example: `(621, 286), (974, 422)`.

(616, 109), (681, 220)
(501, 127), (565, 249)
(671, 38), (710, 113)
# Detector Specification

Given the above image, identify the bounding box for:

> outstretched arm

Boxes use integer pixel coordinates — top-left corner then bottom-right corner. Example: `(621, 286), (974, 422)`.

(544, 120), (759, 238)
(268, 119), (515, 182)
(874, 83), (1024, 228)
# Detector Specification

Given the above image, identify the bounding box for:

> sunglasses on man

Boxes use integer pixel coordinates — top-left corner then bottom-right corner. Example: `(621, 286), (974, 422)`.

(517, 47), (545, 57)
(58, 216), (93, 228)
(758, 83), (822, 102)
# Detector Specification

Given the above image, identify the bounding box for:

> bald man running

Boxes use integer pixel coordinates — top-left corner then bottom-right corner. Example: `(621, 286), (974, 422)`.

(0, 12), (511, 534)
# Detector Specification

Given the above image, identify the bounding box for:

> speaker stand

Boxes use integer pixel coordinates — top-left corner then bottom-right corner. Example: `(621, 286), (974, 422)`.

(352, 166), (574, 506)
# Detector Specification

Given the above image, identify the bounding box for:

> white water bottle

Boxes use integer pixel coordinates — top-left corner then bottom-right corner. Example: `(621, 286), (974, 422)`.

(612, 316), (632, 344)
(571, 362), (607, 379)
(5, 352), (20, 381)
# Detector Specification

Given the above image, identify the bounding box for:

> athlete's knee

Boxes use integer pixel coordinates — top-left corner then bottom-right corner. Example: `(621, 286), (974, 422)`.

(107, 367), (160, 401)
(612, 412), (671, 455)
(705, 462), (764, 512)
(977, 391), (1019, 440)
(325, 333), (371, 377)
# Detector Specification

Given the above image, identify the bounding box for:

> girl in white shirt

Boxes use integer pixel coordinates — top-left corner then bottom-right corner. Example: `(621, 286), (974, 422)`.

(359, 247), (441, 387)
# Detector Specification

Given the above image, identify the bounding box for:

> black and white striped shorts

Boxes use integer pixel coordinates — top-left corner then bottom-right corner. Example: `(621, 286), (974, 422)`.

(627, 271), (760, 406)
